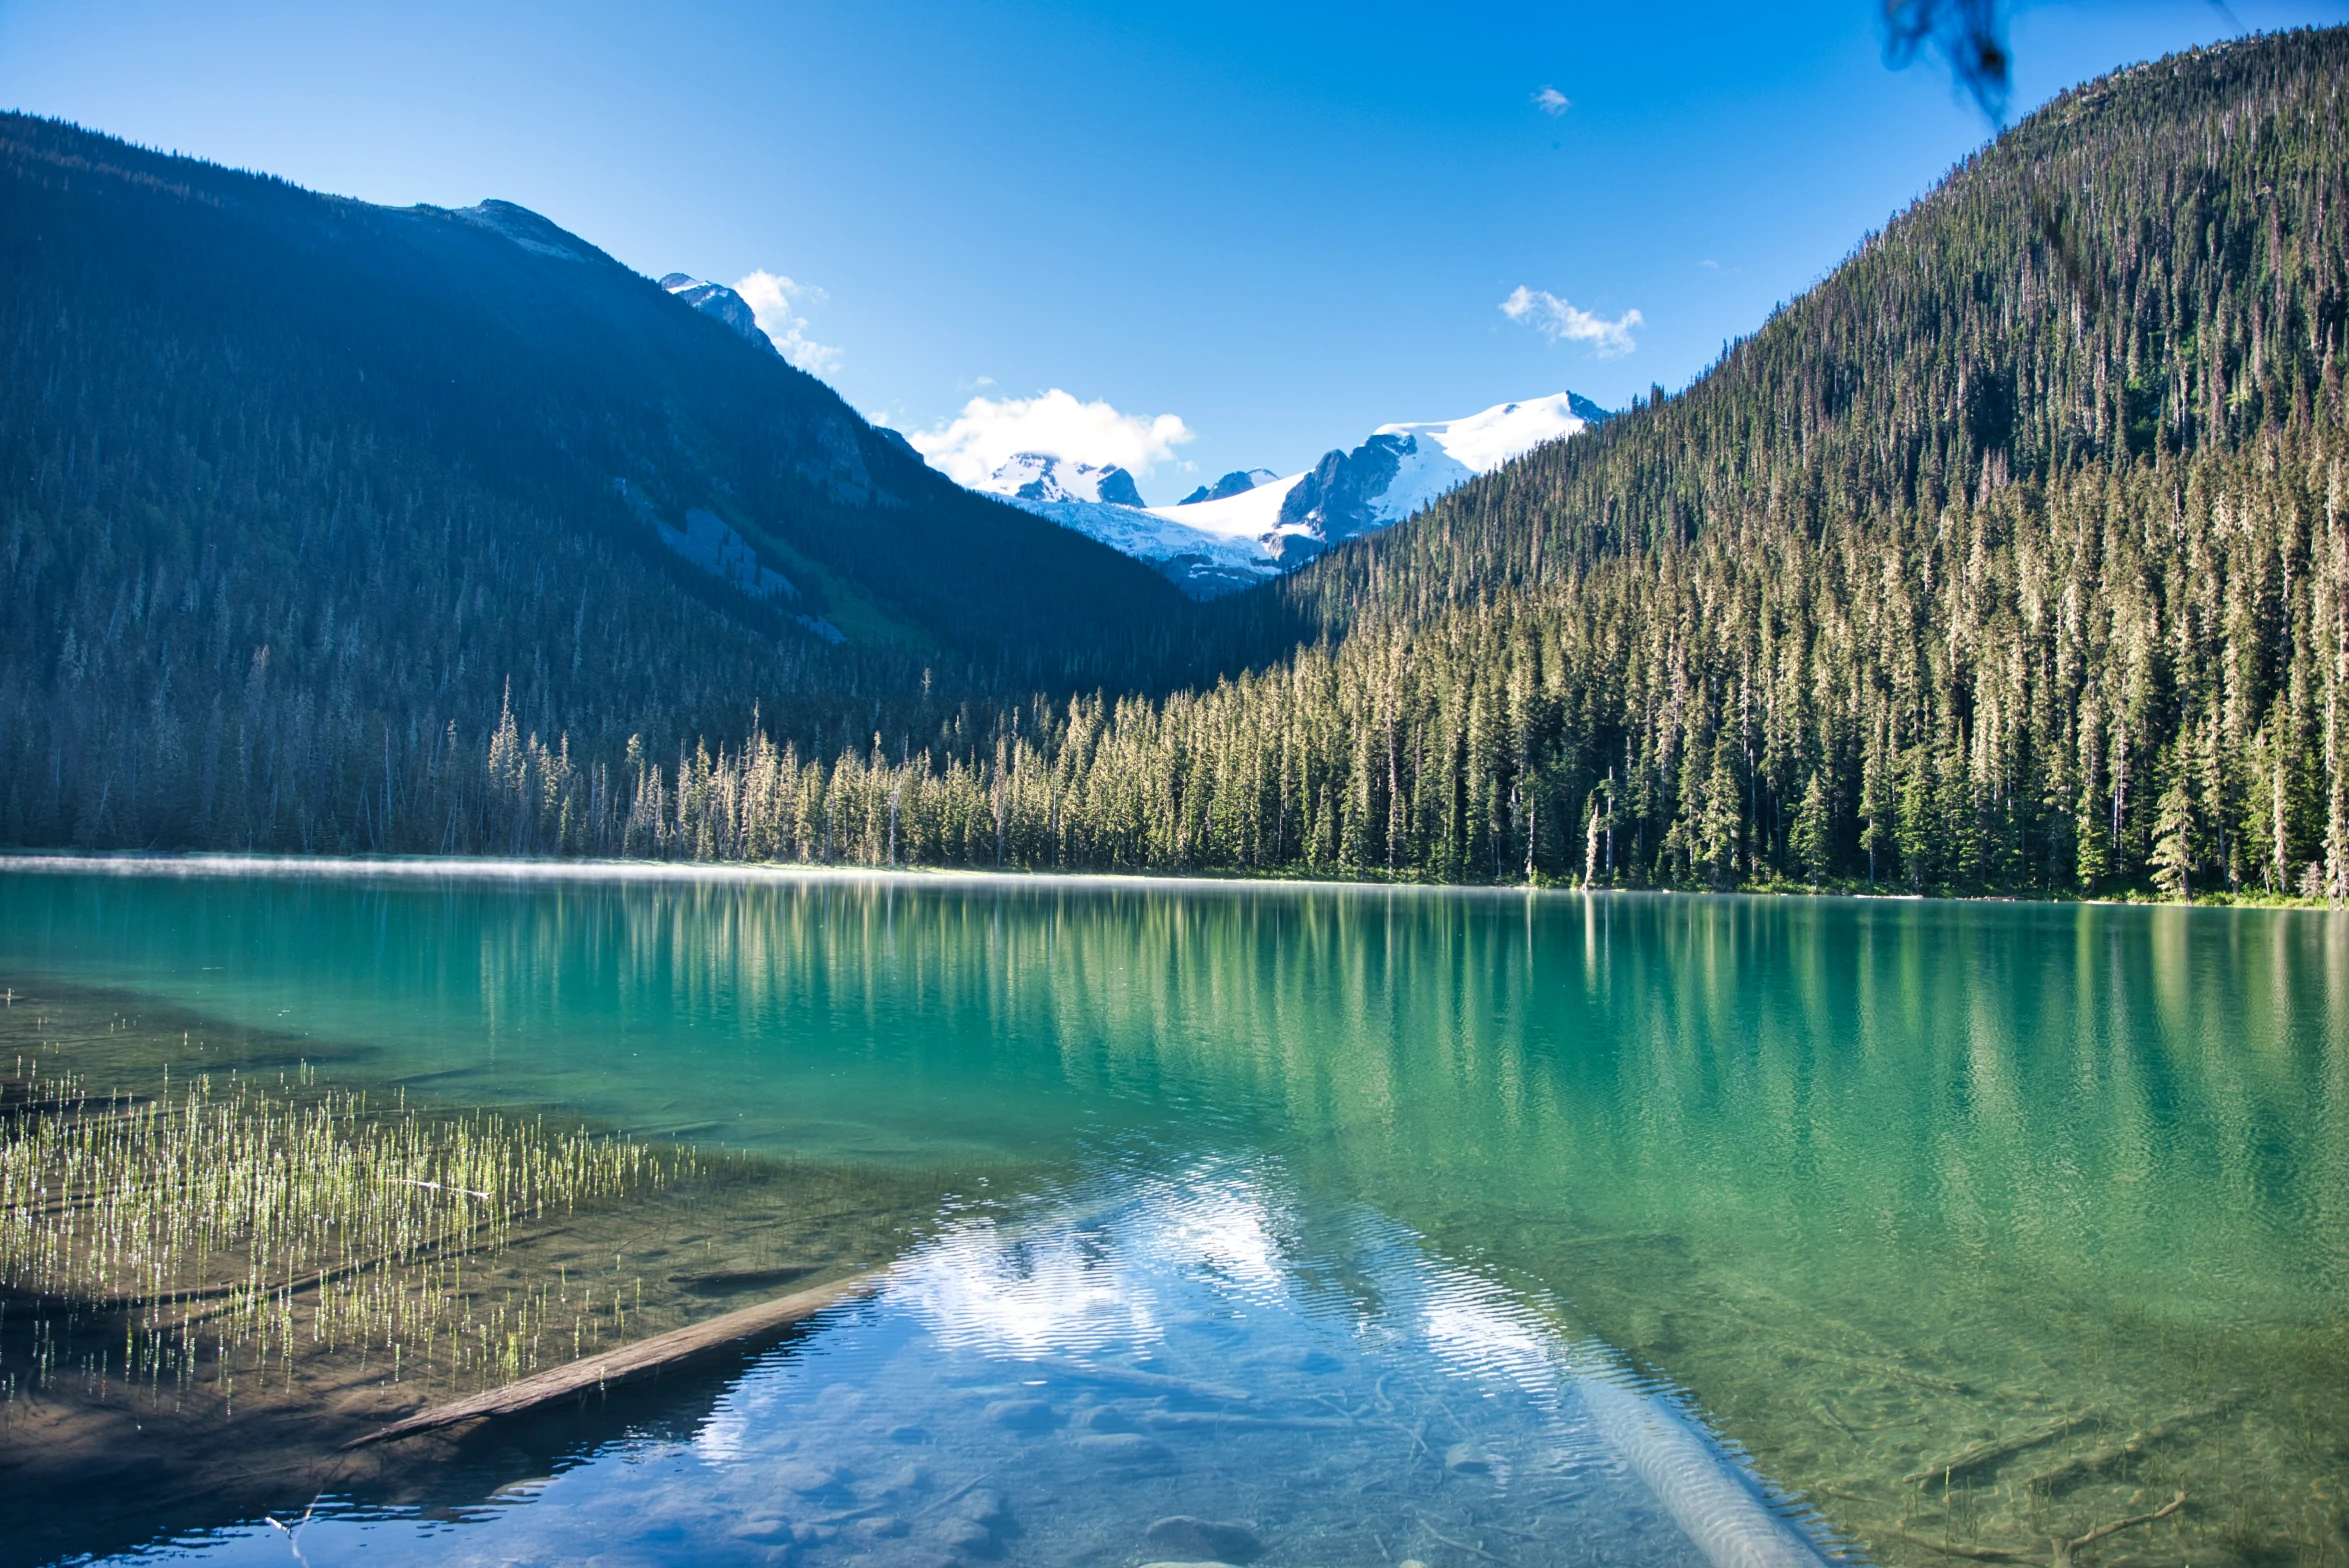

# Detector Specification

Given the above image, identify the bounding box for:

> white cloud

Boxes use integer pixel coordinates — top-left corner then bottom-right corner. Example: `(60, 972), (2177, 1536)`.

(734, 269), (843, 374)
(908, 388), (1194, 487)
(1533, 86), (1571, 116)
(1500, 285), (1642, 357)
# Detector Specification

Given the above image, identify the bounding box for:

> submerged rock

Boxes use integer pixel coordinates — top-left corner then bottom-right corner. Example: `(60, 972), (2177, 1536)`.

(773, 1460), (841, 1495)
(1445, 1441), (1496, 1474)
(1240, 1344), (1342, 1374)
(1081, 1402), (1153, 1432)
(880, 1461), (934, 1495)
(1143, 1516), (1263, 1562)
(933, 1485), (1010, 1556)
(983, 1396), (1059, 1430)
(1075, 1431), (1172, 1464)
(727, 1514), (793, 1542)
(936, 1516), (996, 1554)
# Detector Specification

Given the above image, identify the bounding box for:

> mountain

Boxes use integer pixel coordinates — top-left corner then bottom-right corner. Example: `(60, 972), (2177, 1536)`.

(976, 452), (1147, 506)
(978, 393), (1611, 598)
(1178, 469), (1279, 505)
(1284, 393), (1612, 543)
(660, 273), (772, 352)
(0, 112), (1194, 854)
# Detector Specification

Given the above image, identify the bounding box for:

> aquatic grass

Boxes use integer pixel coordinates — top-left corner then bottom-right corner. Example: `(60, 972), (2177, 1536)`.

(0, 1054), (694, 1408)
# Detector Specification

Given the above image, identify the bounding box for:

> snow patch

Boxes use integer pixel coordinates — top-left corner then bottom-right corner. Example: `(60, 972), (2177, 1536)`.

(1146, 473), (1305, 542)
(1375, 392), (1591, 474)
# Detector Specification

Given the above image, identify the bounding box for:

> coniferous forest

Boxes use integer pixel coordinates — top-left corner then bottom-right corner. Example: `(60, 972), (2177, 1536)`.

(7, 27), (2349, 898)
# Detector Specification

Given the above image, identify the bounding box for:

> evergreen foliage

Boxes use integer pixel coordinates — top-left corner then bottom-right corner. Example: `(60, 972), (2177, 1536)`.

(9, 29), (2349, 901)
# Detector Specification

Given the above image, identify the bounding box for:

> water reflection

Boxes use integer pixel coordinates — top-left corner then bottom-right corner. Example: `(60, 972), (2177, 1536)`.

(111, 1168), (1825, 1568)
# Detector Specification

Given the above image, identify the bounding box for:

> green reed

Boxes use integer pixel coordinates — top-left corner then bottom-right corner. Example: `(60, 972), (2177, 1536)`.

(0, 1055), (692, 1408)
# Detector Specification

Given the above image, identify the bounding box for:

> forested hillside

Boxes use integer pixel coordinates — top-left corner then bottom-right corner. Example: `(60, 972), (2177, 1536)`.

(1149, 25), (2349, 898)
(10, 28), (2349, 898)
(1246, 25), (2349, 897)
(0, 114), (1216, 853)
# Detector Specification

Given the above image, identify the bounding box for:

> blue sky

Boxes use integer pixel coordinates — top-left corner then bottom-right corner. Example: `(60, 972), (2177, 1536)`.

(4, 0), (2344, 499)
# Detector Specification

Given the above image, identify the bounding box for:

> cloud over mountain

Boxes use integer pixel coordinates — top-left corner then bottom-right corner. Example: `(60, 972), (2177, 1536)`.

(910, 389), (1193, 491)
(734, 269), (842, 372)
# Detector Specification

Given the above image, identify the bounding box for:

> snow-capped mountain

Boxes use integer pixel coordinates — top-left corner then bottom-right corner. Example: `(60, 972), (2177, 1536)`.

(1286, 392), (1613, 544)
(1177, 468), (1279, 506)
(662, 274), (774, 354)
(955, 394), (1609, 598)
(977, 452), (1146, 507)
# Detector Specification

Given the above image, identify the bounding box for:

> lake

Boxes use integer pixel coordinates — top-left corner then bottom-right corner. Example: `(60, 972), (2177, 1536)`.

(0, 860), (2342, 1568)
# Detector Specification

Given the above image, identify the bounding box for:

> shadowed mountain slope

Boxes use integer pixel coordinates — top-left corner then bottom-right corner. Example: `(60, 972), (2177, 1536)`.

(0, 114), (1204, 850)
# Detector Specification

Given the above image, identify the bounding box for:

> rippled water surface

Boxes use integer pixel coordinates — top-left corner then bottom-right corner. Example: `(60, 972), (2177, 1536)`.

(1, 863), (2343, 1568)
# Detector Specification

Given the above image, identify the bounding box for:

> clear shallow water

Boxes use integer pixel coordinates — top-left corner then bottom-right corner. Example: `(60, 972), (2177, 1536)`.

(128, 1168), (1748, 1568)
(2, 861), (2345, 1567)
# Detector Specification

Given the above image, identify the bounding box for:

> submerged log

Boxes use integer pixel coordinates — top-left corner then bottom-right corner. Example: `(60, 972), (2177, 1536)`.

(1890, 1488), (2188, 1566)
(1903, 1410), (2101, 1484)
(665, 1263), (825, 1293)
(2021, 1403), (2233, 1495)
(344, 1269), (881, 1448)
(1021, 1356), (1251, 1403)
(2052, 1488), (2186, 1566)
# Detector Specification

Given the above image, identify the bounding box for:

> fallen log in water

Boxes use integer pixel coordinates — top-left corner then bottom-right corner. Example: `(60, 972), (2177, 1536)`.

(2021, 1402), (2232, 1495)
(1903, 1410), (2102, 1485)
(665, 1262), (825, 1293)
(344, 1269), (882, 1448)
(1888, 1489), (2190, 1567)
(1579, 1370), (1837, 1568)
(2051, 1488), (2186, 1566)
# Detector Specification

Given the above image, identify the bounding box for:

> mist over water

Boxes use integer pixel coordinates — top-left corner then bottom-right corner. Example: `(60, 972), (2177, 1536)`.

(2, 865), (2343, 1566)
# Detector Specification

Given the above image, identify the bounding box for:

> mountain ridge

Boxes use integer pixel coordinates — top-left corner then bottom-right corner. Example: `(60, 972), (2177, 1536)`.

(660, 273), (773, 352)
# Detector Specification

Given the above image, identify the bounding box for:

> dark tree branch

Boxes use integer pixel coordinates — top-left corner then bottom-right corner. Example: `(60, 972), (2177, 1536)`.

(1882, 0), (2012, 122)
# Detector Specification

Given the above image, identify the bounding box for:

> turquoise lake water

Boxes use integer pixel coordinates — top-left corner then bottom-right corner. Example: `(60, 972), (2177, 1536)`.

(1, 861), (2343, 1568)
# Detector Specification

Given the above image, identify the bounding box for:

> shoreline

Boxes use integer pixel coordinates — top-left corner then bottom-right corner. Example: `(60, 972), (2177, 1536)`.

(0, 848), (2338, 912)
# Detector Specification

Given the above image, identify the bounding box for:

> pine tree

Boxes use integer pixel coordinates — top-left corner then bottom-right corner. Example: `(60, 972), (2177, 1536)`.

(1792, 773), (1833, 887)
